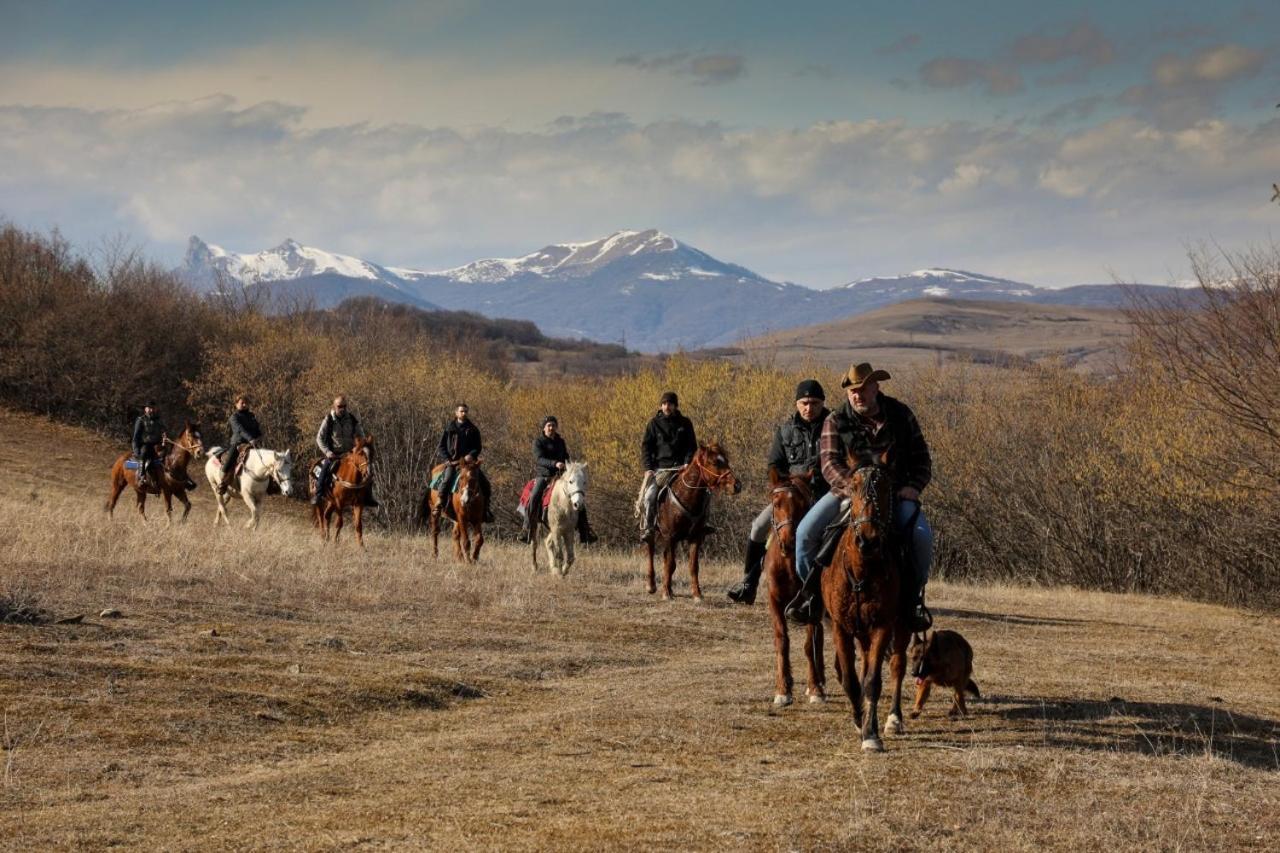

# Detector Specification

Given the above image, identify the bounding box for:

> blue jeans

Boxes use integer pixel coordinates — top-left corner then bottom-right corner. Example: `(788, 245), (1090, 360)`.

(794, 492), (932, 587)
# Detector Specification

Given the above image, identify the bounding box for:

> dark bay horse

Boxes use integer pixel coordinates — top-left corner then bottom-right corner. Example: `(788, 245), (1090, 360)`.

(427, 458), (486, 562)
(312, 436), (374, 547)
(646, 442), (741, 601)
(764, 470), (824, 706)
(822, 452), (912, 752)
(106, 422), (204, 524)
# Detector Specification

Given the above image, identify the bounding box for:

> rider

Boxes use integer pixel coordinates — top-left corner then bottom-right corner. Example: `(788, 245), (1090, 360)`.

(218, 394), (262, 495)
(313, 395), (379, 507)
(639, 390), (698, 544)
(434, 402), (493, 523)
(131, 401), (167, 488)
(726, 379), (829, 605)
(785, 363), (933, 631)
(518, 415), (599, 544)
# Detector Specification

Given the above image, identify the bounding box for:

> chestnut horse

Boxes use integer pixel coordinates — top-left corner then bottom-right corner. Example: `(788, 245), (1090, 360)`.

(822, 452), (912, 753)
(646, 442), (741, 601)
(312, 436), (374, 547)
(105, 422), (205, 524)
(428, 458), (486, 562)
(764, 470), (825, 707)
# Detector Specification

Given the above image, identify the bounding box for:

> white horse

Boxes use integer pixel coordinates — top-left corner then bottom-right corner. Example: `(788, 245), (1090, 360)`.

(204, 446), (295, 529)
(531, 461), (588, 576)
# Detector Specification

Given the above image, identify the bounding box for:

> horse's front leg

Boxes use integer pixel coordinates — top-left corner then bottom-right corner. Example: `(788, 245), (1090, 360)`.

(453, 519), (466, 562)
(831, 621), (863, 729)
(885, 625), (911, 735)
(860, 629), (890, 752)
(353, 504), (364, 548)
(661, 541), (677, 600)
(646, 539), (657, 595)
(687, 537), (704, 602)
(176, 489), (192, 523)
(770, 586), (794, 706)
(805, 621), (826, 703)
(162, 490), (174, 526)
(242, 488), (258, 530)
(332, 507), (344, 544)
(561, 533), (574, 576)
(470, 521), (482, 561)
(429, 499), (440, 558)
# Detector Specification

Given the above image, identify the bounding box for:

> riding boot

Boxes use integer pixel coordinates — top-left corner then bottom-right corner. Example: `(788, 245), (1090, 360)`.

(727, 540), (767, 605)
(364, 484), (379, 508)
(310, 466), (328, 506)
(784, 564), (825, 625)
(576, 507), (598, 544)
(640, 499), (657, 544)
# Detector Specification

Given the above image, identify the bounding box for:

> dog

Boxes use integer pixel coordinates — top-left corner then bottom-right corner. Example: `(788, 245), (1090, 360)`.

(908, 629), (980, 718)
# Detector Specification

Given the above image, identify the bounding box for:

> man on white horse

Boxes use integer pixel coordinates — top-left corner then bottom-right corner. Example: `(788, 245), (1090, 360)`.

(217, 395), (262, 495)
(518, 415), (598, 544)
(313, 395), (378, 508)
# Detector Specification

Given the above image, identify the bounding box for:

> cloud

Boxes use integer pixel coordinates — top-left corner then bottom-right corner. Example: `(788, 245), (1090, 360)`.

(616, 52), (745, 85)
(1, 97), (1277, 287)
(877, 34), (921, 56)
(1036, 95), (1105, 126)
(1121, 43), (1269, 128)
(1010, 22), (1114, 69)
(919, 58), (1023, 96)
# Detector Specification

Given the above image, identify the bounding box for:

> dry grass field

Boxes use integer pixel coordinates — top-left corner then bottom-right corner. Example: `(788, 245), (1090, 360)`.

(730, 298), (1133, 374)
(1, 409), (1277, 851)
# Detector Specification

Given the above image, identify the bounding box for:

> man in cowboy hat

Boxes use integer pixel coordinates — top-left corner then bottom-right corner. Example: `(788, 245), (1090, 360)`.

(785, 362), (934, 630)
(639, 390), (698, 543)
(131, 401), (167, 488)
(727, 378), (830, 605)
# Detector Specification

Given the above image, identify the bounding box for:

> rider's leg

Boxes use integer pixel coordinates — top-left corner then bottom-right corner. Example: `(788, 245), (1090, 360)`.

(640, 480), (659, 543)
(727, 504), (772, 605)
(576, 504), (598, 544)
(520, 478), (547, 542)
(136, 446), (152, 487)
(218, 445), (239, 494)
(896, 500), (933, 630)
(786, 491), (843, 624)
(311, 458), (333, 505)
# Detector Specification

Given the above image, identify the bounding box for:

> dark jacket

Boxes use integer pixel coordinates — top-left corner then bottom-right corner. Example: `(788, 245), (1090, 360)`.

(767, 408), (830, 496)
(823, 394), (931, 496)
(642, 410), (697, 471)
(227, 409), (263, 448)
(437, 418), (482, 463)
(316, 410), (366, 456)
(533, 433), (570, 479)
(132, 413), (166, 452)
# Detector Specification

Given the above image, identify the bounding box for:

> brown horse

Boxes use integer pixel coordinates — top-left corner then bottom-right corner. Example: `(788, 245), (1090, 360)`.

(312, 436), (374, 547)
(427, 458), (486, 562)
(646, 442), (741, 601)
(764, 470), (825, 707)
(105, 422), (205, 524)
(822, 451), (912, 753)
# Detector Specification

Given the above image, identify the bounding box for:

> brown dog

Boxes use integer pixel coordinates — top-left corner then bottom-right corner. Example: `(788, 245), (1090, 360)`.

(908, 629), (980, 718)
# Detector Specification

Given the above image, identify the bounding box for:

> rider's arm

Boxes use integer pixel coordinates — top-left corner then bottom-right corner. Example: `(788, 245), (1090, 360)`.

(316, 415), (333, 455)
(682, 417), (697, 464)
(534, 437), (558, 473)
(641, 419), (657, 471)
(436, 427), (451, 462)
(132, 417), (144, 450)
(899, 406), (932, 494)
(819, 417), (855, 497)
(766, 426), (787, 473)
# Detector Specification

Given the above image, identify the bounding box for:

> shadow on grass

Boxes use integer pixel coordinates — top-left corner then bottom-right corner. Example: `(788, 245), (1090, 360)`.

(988, 694), (1280, 771)
(932, 607), (1126, 629)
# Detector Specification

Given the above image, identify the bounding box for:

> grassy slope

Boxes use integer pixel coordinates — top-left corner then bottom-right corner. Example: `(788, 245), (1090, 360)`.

(0, 410), (1276, 851)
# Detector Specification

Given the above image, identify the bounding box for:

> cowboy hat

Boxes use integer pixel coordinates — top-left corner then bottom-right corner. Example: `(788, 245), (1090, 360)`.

(839, 362), (891, 389)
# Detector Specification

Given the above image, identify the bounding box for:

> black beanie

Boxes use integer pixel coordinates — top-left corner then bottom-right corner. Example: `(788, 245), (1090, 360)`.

(794, 379), (826, 401)
(660, 391), (679, 406)
(541, 415), (558, 428)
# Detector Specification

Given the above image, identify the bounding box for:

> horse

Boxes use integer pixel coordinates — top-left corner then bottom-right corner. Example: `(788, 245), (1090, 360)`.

(312, 436), (374, 547)
(763, 469), (825, 707)
(530, 461), (588, 577)
(822, 450), (913, 753)
(105, 422), (205, 524)
(646, 442), (741, 602)
(204, 446), (295, 529)
(426, 457), (486, 562)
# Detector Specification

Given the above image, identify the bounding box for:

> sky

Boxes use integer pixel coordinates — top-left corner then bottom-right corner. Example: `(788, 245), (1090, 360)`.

(2, 0), (1279, 287)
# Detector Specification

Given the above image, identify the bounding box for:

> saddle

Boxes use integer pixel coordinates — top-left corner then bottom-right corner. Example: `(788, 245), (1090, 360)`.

(517, 476), (559, 522)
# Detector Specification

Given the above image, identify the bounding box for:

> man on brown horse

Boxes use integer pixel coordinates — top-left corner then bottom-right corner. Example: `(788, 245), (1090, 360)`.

(639, 391), (699, 544)
(786, 363), (934, 631)
(727, 379), (830, 605)
(313, 395), (379, 508)
(518, 415), (598, 544)
(131, 402), (166, 489)
(434, 403), (493, 523)
(217, 395), (263, 495)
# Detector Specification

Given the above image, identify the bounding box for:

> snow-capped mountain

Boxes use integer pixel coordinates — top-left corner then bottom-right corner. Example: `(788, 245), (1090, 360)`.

(179, 231), (1175, 351)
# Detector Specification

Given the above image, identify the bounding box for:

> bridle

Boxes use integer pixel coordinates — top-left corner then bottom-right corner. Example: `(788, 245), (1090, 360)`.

(679, 453), (736, 493)
(335, 447), (372, 491)
(164, 431), (203, 458)
(850, 464), (892, 550)
(769, 479), (813, 539)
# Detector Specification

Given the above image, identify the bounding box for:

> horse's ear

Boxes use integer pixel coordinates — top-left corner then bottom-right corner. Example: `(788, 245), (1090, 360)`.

(768, 467), (782, 487)
(579, 461), (588, 469)
(878, 448), (890, 466)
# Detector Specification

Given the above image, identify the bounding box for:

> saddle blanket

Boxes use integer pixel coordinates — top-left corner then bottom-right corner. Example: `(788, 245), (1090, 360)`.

(517, 478), (556, 514)
(124, 458), (153, 471)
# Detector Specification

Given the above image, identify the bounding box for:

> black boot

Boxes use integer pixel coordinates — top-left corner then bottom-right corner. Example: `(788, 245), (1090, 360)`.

(727, 540), (767, 605)
(577, 508), (598, 544)
(364, 485), (379, 508)
(784, 566), (825, 625)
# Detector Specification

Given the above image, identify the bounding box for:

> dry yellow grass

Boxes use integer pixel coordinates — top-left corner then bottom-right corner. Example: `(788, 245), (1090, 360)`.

(1, 410), (1277, 851)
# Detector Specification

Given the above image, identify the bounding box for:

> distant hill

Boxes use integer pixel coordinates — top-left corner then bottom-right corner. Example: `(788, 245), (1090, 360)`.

(727, 297), (1134, 375)
(180, 231), (1185, 352)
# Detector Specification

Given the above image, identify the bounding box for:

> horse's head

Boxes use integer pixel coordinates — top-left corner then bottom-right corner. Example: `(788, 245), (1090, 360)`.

(768, 468), (813, 554)
(274, 449), (295, 497)
(456, 456), (480, 506)
(181, 421), (206, 458)
(562, 461), (588, 511)
(846, 448), (893, 559)
(354, 435), (375, 461)
(695, 442), (741, 495)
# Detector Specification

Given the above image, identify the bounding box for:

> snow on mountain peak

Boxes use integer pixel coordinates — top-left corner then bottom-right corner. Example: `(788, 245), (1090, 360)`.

(431, 228), (684, 283)
(183, 235), (386, 285)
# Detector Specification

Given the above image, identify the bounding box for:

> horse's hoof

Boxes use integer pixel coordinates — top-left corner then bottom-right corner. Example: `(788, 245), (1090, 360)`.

(692, 595), (703, 604)
(807, 692), (827, 705)
(885, 714), (905, 736)
(661, 592), (672, 601)
(773, 694), (793, 708)
(861, 737), (885, 753)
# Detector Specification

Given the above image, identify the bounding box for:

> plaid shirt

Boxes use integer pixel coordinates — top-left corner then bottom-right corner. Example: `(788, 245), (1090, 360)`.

(820, 395), (931, 498)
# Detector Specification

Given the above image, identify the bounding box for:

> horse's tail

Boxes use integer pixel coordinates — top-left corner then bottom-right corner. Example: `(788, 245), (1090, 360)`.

(413, 485), (430, 528)
(965, 679), (981, 698)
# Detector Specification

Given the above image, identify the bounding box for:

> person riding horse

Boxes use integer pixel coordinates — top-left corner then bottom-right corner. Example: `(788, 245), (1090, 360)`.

(313, 395), (379, 507)
(787, 362), (934, 631)
(217, 395), (262, 495)
(518, 415), (598, 544)
(727, 379), (830, 605)
(639, 390), (698, 544)
(131, 401), (167, 489)
(434, 403), (492, 523)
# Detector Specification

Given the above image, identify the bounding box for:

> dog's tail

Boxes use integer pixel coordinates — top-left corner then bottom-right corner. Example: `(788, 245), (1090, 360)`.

(965, 678), (981, 698)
